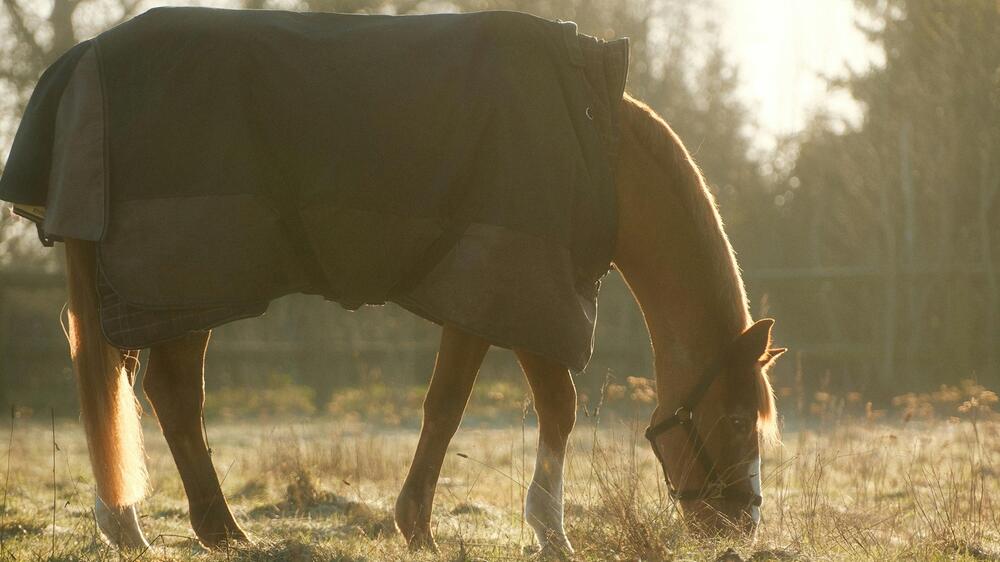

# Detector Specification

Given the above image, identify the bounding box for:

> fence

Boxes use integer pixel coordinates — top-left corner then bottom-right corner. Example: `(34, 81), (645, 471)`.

(0, 262), (996, 416)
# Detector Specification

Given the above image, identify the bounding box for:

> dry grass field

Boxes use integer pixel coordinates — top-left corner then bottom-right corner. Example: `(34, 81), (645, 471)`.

(0, 383), (998, 562)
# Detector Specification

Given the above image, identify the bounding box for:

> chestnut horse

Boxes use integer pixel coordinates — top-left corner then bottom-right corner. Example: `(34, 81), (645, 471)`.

(63, 93), (783, 553)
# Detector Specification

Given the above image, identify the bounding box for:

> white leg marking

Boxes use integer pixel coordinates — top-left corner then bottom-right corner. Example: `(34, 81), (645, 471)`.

(95, 495), (150, 550)
(525, 442), (573, 554)
(749, 455), (762, 525)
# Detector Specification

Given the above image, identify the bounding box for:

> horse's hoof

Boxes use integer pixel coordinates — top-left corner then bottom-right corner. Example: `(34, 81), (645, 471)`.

(542, 544), (575, 560)
(94, 497), (150, 551)
(394, 494), (437, 552)
(405, 530), (438, 553)
(196, 529), (250, 550)
(525, 539), (575, 560)
(190, 502), (249, 550)
(192, 517), (250, 550)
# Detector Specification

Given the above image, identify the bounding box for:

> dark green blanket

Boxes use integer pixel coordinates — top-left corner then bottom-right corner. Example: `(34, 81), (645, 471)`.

(0, 8), (628, 371)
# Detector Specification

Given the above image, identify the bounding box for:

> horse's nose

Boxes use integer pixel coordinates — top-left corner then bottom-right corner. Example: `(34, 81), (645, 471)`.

(728, 500), (761, 536)
(682, 499), (757, 536)
(743, 507), (760, 534)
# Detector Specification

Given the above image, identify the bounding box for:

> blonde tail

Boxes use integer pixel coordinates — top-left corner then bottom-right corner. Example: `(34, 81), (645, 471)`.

(64, 238), (147, 507)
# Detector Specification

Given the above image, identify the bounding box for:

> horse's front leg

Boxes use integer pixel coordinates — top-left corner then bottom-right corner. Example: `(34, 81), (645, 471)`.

(395, 325), (489, 551)
(142, 331), (247, 548)
(516, 350), (577, 555)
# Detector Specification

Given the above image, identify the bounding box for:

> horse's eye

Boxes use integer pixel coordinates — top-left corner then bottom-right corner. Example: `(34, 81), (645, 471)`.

(729, 416), (751, 434)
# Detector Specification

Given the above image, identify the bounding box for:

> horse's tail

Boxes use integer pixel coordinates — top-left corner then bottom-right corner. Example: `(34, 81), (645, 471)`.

(64, 238), (147, 507)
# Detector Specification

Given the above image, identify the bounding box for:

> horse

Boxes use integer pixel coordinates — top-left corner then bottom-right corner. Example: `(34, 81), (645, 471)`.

(62, 92), (783, 553)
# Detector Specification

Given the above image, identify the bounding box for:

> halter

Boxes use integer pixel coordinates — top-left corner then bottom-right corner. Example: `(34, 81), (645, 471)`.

(644, 362), (763, 508)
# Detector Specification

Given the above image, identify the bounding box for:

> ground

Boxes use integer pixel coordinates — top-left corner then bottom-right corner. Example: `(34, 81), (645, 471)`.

(0, 411), (997, 561)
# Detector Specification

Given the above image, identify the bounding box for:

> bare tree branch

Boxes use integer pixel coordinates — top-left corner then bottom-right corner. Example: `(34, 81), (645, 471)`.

(46, 0), (84, 58)
(1, 0), (45, 64)
(118, 0), (145, 19)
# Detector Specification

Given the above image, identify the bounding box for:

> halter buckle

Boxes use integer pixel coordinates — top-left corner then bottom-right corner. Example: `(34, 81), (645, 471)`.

(673, 405), (693, 423)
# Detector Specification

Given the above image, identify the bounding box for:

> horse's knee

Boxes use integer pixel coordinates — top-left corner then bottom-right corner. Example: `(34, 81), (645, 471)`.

(517, 349), (577, 451)
(420, 397), (465, 438)
(550, 378), (577, 422)
(531, 373), (577, 439)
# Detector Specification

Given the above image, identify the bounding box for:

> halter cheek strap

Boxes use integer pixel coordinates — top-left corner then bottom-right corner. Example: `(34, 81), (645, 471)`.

(644, 364), (763, 508)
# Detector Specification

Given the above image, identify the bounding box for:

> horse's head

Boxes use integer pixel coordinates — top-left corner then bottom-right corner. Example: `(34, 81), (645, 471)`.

(645, 318), (785, 535)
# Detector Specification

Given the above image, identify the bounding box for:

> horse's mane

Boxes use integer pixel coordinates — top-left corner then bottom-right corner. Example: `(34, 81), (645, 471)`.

(620, 94), (778, 443)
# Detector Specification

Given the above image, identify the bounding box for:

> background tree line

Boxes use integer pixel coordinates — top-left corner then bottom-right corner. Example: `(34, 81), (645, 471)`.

(0, 0), (996, 417)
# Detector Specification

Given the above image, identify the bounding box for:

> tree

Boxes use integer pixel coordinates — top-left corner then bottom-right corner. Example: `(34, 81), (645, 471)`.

(781, 0), (1000, 389)
(0, 0), (146, 266)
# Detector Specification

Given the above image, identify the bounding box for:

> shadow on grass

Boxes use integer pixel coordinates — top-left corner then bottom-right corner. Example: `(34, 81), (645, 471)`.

(248, 467), (396, 539)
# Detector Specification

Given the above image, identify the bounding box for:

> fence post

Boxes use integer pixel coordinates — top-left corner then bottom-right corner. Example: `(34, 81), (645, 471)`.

(900, 121), (919, 383)
(980, 148), (999, 381)
(879, 140), (899, 389)
(0, 283), (5, 408)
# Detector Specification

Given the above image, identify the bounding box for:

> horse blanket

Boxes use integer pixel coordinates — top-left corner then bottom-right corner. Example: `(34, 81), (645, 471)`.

(0, 8), (629, 371)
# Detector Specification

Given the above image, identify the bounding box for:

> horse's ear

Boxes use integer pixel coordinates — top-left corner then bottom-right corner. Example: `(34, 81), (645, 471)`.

(733, 318), (775, 365)
(761, 347), (787, 369)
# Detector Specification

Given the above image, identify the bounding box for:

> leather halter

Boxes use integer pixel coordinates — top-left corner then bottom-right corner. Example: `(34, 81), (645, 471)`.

(644, 362), (763, 508)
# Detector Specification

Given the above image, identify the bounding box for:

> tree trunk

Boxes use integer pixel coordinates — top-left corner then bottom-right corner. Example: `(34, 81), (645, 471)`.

(878, 166), (898, 389)
(46, 0), (81, 61)
(980, 148), (999, 381)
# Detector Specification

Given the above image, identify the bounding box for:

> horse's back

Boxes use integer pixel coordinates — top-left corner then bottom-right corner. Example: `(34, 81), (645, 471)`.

(1, 7), (629, 372)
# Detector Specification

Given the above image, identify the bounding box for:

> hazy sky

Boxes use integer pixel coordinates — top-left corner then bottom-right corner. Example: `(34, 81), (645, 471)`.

(715, 0), (881, 150)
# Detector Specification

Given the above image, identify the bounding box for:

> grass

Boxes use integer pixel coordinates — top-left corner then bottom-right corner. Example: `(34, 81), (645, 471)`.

(0, 388), (997, 561)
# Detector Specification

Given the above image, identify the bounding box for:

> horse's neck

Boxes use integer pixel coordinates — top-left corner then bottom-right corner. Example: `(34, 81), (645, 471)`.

(618, 215), (729, 399)
(613, 102), (749, 404)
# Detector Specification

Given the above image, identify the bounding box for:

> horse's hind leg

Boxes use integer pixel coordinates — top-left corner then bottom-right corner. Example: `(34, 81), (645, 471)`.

(395, 325), (489, 551)
(516, 350), (576, 555)
(142, 331), (247, 548)
(64, 239), (149, 550)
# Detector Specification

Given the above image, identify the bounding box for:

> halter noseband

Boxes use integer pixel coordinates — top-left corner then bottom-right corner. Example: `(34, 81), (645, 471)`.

(643, 363), (763, 508)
